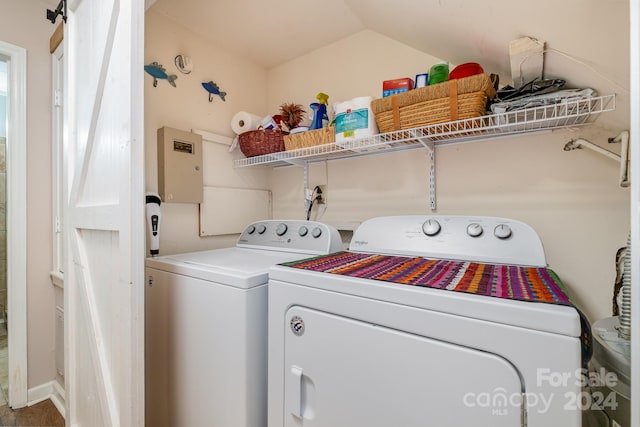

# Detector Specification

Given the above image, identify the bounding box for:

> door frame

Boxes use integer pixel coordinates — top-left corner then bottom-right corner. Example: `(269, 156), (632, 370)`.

(0, 40), (28, 408)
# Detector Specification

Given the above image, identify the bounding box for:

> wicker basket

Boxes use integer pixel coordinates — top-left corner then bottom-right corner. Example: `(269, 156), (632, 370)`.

(371, 74), (496, 133)
(284, 126), (336, 150)
(238, 129), (286, 157)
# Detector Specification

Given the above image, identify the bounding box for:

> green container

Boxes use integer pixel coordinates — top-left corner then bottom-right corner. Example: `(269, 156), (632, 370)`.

(428, 63), (449, 85)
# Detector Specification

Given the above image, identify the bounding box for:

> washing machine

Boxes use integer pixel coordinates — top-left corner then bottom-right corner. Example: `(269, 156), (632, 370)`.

(268, 215), (588, 427)
(145, 220), (342, 427)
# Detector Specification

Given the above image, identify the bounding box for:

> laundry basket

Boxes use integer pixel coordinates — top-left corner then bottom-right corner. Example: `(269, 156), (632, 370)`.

(371, 74), (497, 133)
(238, 129), (286, 157)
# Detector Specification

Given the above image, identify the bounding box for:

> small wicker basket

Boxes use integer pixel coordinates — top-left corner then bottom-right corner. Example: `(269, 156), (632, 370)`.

(284, 126), (336, 150)
(238, 129), (286, 157)
(371, 74), (497, 133)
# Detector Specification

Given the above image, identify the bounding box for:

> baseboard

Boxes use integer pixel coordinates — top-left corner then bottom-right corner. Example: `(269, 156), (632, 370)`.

(50, 381), (66, 419)
(27, 380), (66, 419)
(27, 381), (53, 406)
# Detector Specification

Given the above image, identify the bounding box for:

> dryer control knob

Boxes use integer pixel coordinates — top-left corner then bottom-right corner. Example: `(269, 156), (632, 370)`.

(466, 223), (483, 238)
(257, 224), (267, 234)
(311, 227), (323, 238)
(298, 226), (309, 237)
(246, 225), (256, 234)
(422, 219), (441, 236)
(494, 224), (512, 239)
(276, 223), (288, 236)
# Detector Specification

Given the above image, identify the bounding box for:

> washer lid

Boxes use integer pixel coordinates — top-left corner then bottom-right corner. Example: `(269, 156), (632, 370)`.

(146, 247), (317, 289)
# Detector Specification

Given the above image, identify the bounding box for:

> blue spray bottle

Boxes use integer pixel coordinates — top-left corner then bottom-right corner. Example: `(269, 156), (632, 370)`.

(309, 92), (330, 130)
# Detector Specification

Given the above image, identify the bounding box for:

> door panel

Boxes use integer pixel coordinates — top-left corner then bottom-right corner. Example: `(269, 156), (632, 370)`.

(64, 0), (144, 425)
(284, 306), (524, 427)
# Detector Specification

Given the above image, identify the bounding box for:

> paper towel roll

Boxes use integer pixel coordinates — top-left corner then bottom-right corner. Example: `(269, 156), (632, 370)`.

(230, 111), (262, 135)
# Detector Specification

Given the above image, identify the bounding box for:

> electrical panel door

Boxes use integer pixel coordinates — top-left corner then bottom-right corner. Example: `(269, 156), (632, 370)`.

(157, 126), (203, 203)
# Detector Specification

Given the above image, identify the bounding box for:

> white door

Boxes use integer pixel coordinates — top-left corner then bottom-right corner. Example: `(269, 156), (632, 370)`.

(284, 306), (524, 427)
(64, 0), (145, 425)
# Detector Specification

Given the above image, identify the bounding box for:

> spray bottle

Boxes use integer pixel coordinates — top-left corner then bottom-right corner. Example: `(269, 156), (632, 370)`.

(316, 92), (330, 128)
(309, 92), (330, 130)
(145, 192), (161, 256)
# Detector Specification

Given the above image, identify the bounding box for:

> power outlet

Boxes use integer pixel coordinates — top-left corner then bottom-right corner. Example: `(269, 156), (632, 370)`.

(317, 185), (327, 204)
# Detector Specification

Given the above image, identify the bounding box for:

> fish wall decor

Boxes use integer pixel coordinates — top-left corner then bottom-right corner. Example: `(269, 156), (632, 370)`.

(144, 62), (177, 87)
(201, 81), (227, 102)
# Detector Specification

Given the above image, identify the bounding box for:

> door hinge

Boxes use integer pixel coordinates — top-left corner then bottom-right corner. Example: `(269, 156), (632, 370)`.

(55, 215), (62, 233)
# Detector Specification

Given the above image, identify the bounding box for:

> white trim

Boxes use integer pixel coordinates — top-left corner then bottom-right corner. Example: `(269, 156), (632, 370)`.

(27, 381), (54, 406)
(25, 380), (66, 420)
(50, 380), (66, 419)
(0, 40), (28, 409)
(630, 1), (639, 426)
(52, 42), (64, 277)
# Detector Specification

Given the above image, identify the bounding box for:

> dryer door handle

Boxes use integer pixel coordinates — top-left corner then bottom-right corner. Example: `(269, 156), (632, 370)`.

(286, 365), (304, 418)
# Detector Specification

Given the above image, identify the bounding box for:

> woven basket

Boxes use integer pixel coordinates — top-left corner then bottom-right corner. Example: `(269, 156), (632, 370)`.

(284, 126), (336, 150)
(238, 129), (286, 157)
(371, 74), (496, 133)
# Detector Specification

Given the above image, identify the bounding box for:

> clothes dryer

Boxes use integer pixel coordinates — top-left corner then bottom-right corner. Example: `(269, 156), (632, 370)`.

(268, 215), (588, 427)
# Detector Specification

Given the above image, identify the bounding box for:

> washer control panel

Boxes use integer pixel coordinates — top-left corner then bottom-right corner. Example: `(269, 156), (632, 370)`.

(350, 215), (547, 267)
(237, 220), (342, 254)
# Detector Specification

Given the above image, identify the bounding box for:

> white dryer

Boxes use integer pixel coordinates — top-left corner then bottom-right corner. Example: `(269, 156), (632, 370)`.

(145, 220), (342, 427)
(268, 215), (588, 427)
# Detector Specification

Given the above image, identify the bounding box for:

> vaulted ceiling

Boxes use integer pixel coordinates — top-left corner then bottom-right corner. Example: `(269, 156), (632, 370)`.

(149, 0), (630, 129)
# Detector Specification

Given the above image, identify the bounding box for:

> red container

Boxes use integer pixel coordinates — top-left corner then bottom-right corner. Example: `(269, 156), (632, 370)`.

(382, 77), (414, 97)
(449, 62), (484, 80)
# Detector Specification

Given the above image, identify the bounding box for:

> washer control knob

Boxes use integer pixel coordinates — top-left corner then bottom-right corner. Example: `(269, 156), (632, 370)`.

(298, 226), (309, 237)
(494, 224), (512, 239)
(276, 223), (288, 236)
(246, 225), (256, 234)
(422, 219), (441, 236)
(311, 227), (323, 238)
(257, 224), (267, 234)
(466, 223), (483, 238)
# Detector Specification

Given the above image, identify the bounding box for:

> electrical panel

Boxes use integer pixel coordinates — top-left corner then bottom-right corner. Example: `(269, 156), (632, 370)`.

(157, 126), (203, 203)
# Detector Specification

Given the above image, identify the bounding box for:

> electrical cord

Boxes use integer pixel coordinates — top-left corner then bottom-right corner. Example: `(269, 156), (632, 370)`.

(517, 47), (628, 92)
(305, 185), (323, 220)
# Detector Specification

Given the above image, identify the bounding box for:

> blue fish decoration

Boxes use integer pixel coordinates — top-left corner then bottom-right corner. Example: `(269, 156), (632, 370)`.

(144, 62), (177, 87)
(201, 81), (227, 102)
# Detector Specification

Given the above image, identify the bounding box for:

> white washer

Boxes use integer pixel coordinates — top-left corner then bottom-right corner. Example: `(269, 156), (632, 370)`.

(145, 220), (342, 427)
(268, 215), (586, 427)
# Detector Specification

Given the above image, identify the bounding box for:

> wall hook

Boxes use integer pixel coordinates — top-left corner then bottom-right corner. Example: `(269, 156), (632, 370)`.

(144, 62), (177, 87)
(201, 81), (227, 102)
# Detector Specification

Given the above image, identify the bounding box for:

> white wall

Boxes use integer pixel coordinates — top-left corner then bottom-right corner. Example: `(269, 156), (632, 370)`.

(144, 10), (270, 254)
(0, 0), (56, 390)
(267, 30), (629, 323)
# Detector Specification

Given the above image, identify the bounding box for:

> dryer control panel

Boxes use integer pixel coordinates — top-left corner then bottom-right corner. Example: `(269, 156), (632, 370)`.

(237, 220), (342, 255)
(349, 215), (546, 267)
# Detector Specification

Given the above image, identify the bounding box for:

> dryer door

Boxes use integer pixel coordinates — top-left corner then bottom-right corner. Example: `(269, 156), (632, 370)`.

(283, 306), (525, 427)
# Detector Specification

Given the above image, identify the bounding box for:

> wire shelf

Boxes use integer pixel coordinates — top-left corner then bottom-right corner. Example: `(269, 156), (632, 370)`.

(233, 94), (616, 168)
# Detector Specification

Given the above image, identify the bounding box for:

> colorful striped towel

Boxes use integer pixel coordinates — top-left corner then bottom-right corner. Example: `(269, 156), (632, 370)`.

(283, 251), (572, 305)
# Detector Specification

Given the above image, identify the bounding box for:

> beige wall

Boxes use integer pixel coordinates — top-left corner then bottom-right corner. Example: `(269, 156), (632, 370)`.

(142, 19), (628, 324)
(267, 30), (629, 323)
(0, 0), (56, 389)
(144, 10), (270, 254)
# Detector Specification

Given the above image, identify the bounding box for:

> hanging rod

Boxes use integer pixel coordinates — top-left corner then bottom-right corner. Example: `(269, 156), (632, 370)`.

(46, 0), (67, 24)
(563, 130), (630, 187)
